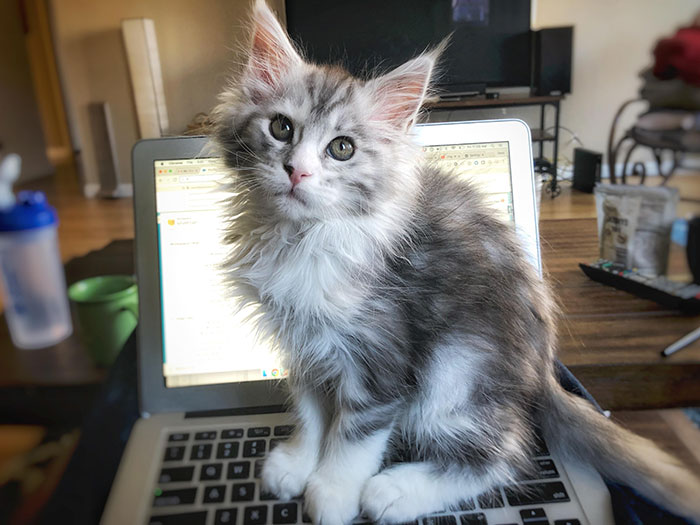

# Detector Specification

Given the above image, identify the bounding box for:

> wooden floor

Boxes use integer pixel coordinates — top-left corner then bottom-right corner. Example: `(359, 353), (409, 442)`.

(18, 166), (134, 263)
(10, 167), (700, 484)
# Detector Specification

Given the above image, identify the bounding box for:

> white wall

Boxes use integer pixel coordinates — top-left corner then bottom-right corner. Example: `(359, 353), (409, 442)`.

(429, 0), (699, 173)
(51, 0), (699, 192)
(535, 0), (700, 170)
(50, 0), (283, 191)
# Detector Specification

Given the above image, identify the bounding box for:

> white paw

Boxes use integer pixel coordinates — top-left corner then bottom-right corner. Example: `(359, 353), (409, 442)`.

(305, 472), (361, 525)
(361, 470), (432, 524)
(261, 441), (316, 500)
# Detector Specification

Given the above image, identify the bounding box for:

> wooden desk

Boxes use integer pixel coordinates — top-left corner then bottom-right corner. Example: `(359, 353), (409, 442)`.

(542, 218), (700, 410)
(0, 240), (133, 425)
(0, 227), (698, 420)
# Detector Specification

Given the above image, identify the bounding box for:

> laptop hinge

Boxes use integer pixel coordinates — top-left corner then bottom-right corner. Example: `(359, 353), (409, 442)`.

(185, 404), (288, 419)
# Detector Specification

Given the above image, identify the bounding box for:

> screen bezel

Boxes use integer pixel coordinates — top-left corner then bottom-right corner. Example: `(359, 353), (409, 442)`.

(412, 119), (541, 275)
(133, 137), (289, 416)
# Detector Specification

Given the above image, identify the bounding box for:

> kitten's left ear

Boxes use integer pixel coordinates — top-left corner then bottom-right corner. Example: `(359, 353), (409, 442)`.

(367, 44), (443, 130)
(244, 0), (303, 97)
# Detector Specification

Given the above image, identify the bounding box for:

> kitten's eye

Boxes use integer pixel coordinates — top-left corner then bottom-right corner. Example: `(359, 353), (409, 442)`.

(326, 137), (355, 161)
(270, 115), (293, 142)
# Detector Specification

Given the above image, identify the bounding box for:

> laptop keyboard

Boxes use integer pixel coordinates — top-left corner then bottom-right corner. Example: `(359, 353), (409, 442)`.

(148, 424), (586, 525)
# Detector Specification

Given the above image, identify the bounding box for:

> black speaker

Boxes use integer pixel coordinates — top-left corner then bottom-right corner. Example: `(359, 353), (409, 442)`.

(572, 148), (602, 193)
(531, 26), (573, 96)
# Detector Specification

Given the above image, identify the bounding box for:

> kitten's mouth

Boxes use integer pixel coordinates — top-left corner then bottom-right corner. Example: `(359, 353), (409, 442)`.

(274, 188), (307, 206)
(286, 188), (307, 205)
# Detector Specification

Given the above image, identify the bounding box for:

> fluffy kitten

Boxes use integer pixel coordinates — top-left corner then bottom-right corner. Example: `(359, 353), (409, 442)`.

(212, 2), (700, 523)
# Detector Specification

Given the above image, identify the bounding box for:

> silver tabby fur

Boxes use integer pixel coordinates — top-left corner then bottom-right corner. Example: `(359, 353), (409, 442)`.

(212, 2), (700, 523)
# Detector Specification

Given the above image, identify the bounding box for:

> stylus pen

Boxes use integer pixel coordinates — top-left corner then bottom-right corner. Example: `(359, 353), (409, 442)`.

(661, 325), (700, 357)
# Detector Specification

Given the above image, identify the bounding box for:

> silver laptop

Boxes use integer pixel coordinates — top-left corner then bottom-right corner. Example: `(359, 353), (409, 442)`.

(101, 120), (613, 525)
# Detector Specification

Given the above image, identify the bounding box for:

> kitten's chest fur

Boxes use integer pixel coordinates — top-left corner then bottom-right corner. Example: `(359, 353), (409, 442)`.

(230, 221), (383, 331)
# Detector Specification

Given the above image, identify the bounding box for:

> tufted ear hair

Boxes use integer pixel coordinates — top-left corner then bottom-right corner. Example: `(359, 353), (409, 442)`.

(366, 45), (444, 130)
(243, 0), (303, 99)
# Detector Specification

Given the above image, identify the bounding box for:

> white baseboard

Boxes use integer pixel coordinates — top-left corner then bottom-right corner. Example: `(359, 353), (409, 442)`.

(83, 182), (133, 198)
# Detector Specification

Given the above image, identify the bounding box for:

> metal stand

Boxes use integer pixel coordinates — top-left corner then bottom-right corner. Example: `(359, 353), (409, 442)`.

(607, 98), (688, 185)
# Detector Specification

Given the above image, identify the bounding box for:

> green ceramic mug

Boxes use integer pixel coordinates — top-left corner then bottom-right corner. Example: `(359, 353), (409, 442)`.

(68, 275), (138, 367)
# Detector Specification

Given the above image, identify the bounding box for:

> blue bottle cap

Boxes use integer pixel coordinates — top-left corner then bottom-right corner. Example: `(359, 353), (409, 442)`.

(0, 191), (58, 232)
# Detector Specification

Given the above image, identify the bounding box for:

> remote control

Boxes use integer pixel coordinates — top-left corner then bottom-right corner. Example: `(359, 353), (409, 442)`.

(579, 259), (700, 312)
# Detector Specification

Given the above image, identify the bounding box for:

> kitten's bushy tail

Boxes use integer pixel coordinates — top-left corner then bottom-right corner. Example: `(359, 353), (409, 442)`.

(541, 376), (700, 523)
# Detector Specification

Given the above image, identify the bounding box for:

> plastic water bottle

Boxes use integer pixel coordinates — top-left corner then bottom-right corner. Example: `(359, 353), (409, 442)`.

(0, 154), (72, 349)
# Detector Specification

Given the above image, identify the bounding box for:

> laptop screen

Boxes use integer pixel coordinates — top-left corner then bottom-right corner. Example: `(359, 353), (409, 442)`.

(155, 158), (284, 388)
(154, 140), (514, 388)
(422, 141), (513, 222)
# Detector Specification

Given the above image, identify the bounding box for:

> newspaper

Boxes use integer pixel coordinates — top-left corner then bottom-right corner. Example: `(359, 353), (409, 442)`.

(594, 184), (678, 276)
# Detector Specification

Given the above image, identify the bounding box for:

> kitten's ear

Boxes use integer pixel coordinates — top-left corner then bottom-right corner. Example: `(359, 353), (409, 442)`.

(367, 45), (442, 130)
(244, 0), (302, 97)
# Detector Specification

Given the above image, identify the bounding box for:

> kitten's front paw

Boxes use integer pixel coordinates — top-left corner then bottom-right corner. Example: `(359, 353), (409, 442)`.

(261, 441), (316, 500)
(361, 471), (425, 524)
(305, 472), (361, 525)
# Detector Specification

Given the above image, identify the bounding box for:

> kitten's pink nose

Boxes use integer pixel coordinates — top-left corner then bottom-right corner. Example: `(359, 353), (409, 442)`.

(284, 164), (311, 187)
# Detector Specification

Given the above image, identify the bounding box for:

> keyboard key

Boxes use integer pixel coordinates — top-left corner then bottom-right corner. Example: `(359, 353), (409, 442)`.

(194, 431), (217, 440)
(215, 508), (238, 525)
(232, 482), (256, 501)
(302, 512), (312, 523)
(532, 433), (549, 457)
(459, 513), (487, 525)
(190, 444), (212, 461)
(520, 508), (546, 520)
(248, 427), (271, 438)
(254, 460), (264, 478)
(222, 428), (244, 439)
(260, 489), (278, 501)
(273, 425), (295, 436)
(273, 502), (298, 523)
(535, 458), (559, 479)
(505, 481), (570, 506)
(228, 461), (251, 479)
(200, 463), (222, 481)
(457, 498), (475, 511)
(424, 515), (456, 525)
(270, 438), (287, 450)
(243, 440), (266, 457)
(203, 485), (226, 504)
(153, 488), (197, 507)
(554, 520), (581, 525)
(477, 490), (504, 508)
(244, 505), (268, 525)
(217, 441), (240, 459)
(159, 467), (194, 483)
(520, 508), (547, 523)
(149, 511), (207, 525)
(167, 433), (190, 442)
(163, 446), (185, 462)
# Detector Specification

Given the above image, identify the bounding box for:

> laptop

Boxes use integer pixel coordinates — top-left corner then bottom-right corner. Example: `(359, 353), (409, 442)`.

(101, 119), (614, 525)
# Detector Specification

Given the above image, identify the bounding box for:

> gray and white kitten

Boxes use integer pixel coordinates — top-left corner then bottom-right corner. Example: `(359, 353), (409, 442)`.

(212, 2), (700, 523)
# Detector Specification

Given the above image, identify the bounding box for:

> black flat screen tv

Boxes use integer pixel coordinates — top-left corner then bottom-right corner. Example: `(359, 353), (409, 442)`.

(285, 0), (532, 95)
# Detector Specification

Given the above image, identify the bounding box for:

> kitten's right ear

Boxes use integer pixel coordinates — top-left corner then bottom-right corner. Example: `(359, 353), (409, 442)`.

(366, 42), (445, 130)
(243, 0), (302, 99)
